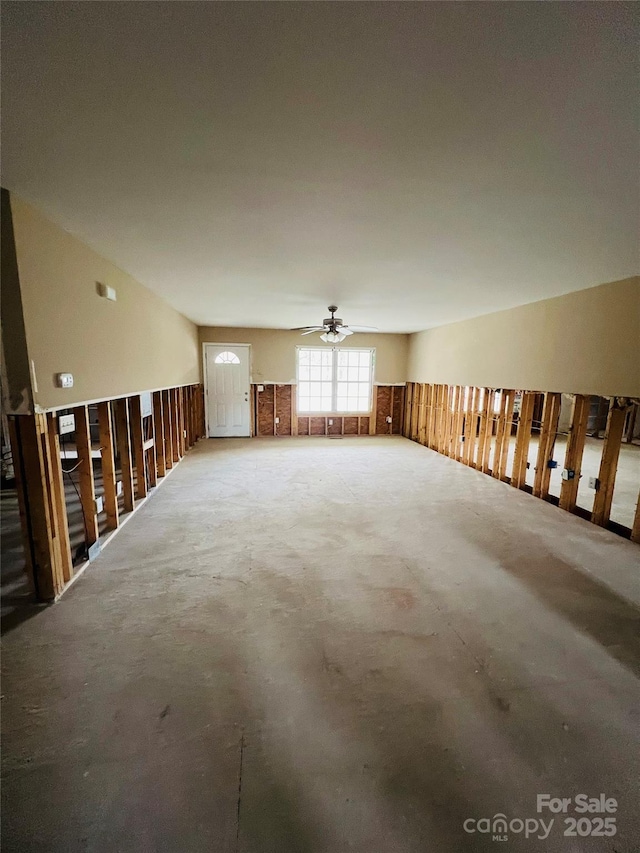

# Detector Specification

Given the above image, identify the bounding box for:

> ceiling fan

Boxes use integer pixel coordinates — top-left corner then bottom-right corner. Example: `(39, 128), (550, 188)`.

(291, 305), (378, 343)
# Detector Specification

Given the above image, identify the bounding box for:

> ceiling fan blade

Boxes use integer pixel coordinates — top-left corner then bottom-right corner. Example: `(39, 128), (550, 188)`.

(336, 326), (354, 336)
(342, 325), (379, 333)
(301, 328), (323, 335)
(290, 326), (324, 331)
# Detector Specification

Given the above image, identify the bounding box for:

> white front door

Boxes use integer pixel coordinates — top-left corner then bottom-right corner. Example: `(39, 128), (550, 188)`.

(204, 344), (251, 437)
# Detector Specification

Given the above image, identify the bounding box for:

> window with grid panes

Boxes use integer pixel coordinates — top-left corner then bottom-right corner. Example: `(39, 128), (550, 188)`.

(297, 347), (374, 413)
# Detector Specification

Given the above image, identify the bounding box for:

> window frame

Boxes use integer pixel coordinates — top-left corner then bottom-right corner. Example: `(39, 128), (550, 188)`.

(296, 346), (376, 415)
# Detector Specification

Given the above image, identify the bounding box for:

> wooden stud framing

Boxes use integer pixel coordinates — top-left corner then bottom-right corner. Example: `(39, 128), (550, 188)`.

(494, 390), (515, 481)
(533, 392), (561, 498)
(291, 384), (298, 435)
(114, 398), (135, 512)
(461, 387), (475, 467)
(45, 414), (73, 583)
(369, 385), (377, 435)
(73, 405), (99, 546)
(162, 389), (174, 469)
(153, 392), (166, 478)
(10, 414), (67, 599)
(97, 401), (119, 531)
(511, 391), (536, 489)
(453, 386), (465, 461)
(559, 394), (590, 513)
(478, 390), (495, 473)
(145, 408), (158, 489)
(172, 389), (181, 461)
(592, 399), (627, 527)
(129, 394), (147, 500)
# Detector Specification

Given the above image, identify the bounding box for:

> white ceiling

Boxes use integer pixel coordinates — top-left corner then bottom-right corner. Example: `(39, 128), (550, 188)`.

(2, 2), (637, 333)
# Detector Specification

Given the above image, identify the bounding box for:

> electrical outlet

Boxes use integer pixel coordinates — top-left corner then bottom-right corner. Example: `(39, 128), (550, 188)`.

(94, 495), (104, 514)
(116, 480), (123, 496)
(275, 416), (280, 424)
(257, 384), (264, 392)
(386, 415), (392, 423)
(589, 477), (600, 490)
(56, 372), (74, 388)
(328, 419), (333, 425)
(561, 468), (575, 481)
(58, 413), (75, 435)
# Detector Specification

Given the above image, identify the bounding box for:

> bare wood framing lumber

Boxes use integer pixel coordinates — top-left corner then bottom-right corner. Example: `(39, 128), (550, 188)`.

(462, 387), (476, 467)
(153, 392), (166, 478)
(291, 384), (298, 435)
(97, 401), (119, 531)
(512, 391), (536, 489)
(414, 384), (422, 442)
(479, 390), (495, 473)
(369, 385), (377, 435)
(73, 405), (99, 546)
(129, 395), (147, 500)
(162, 389), (174, 469)
(146, 407), (158, 489)
(172, 389), (181, 461)
(495, 390), (515, 481)
(46, 414), (74, 584)
(592, 400), (627, 527)
(453, 386), (465, 461)
(559, 394), (590, 512)
(14, 414), (67, 599)
(178, 387), (186, 456)
(533, 392), (561, 498)
(114, 398), (135, 511)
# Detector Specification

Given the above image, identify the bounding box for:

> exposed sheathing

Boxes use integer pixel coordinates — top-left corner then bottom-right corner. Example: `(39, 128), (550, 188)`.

(275, 384), (292, 436)
(375, 386), (393, 434)
(310, 417), (326, 436)
(343, 417), (359, 435)
(251, 385), (404, 436)
(256, 384), (275, 436)
(392, 386), (404, 434)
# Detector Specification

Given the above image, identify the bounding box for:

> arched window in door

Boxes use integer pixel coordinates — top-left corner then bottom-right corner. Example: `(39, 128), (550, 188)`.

(214, 351), (240, 365)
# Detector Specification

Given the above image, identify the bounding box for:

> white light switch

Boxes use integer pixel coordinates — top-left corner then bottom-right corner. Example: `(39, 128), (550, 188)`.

(56, 373), (74, 388)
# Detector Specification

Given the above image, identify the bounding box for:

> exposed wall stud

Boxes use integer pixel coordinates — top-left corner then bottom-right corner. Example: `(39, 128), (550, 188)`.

(592, 399), (627, 527)
(559, 394), (590, 512)
(533, 392), (561, 498)
(73, 405), (99, 546)
(97, 401), (119, 531)
(512, 391), (536, 489)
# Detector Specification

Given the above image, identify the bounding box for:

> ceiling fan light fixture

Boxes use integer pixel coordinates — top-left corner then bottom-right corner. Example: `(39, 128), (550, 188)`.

(320, 331), (346, 343)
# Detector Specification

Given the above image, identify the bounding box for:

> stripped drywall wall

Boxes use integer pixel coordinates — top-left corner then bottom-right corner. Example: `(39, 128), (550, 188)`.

(9, 194), (200, 410)
(408, 278), (640, 397)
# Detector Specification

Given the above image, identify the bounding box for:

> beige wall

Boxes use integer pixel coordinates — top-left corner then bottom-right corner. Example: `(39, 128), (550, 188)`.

(408, 278), (640, 396)
(10, 195), (200, 410)
(198, 327), (409, 385)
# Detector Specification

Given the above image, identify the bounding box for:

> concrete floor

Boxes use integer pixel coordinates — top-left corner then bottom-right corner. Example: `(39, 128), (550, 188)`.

(2, 436), (640, 852)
